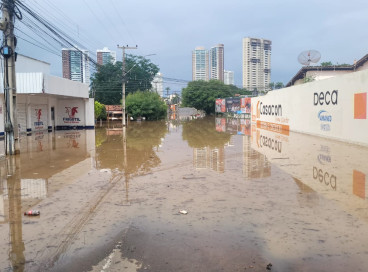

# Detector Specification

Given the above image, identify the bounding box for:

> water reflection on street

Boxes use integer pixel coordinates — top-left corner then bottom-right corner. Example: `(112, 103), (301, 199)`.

(0, 117), (367, 272)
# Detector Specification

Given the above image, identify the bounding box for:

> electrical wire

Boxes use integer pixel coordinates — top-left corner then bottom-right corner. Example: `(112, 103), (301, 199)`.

(109, 0), (137, 45)
(15, 0), (98, 67)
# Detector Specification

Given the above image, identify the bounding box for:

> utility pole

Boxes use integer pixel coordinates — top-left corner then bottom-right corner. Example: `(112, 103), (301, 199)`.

(0, 0), (18, 155)
(117, 45), (137, 127)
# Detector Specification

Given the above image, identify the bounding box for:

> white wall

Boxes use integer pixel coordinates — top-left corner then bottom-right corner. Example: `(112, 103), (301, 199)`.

(251, 69), (368, 146)
(85, 98), (95, 127)
(16, 55), (50, 74)
(45, 75), (89, 98)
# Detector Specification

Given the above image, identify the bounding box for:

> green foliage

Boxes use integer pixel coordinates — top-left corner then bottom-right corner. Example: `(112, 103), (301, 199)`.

(181, 80), (251, 114)
(269, 82), (284, 90)
(126, 91), (167, 120)
(90, 55), (159, 105)
(171, 94), (181, 105)
(94, 100), (107, 120)
(321, 61), (350, 67)
(321, 61), (333, 67)
(303, 75), (315, 83)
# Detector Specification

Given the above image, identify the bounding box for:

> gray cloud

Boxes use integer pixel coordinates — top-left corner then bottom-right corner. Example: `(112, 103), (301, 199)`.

(15, 0), (368, 91)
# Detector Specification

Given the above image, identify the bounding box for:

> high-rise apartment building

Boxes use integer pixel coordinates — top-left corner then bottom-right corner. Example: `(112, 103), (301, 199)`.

(151, 72), (164, 97)
(62, 48), (90, 85)
(242, 37), (271, 92)
(224, 70), (234, 85)
(97, 47), (116, 65)
(209, 44), (224, 82)
(192, 46), (209, 81)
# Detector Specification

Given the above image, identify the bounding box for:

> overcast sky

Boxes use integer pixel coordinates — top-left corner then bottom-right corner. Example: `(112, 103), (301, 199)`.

(15, 0), (368, 92)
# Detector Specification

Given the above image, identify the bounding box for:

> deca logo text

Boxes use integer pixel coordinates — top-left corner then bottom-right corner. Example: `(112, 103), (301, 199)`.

(313, 90), (338, 106)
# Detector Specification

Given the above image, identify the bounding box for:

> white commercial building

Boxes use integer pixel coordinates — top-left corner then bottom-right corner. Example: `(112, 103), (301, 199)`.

(151, 72), (164, 97)
(0, 55), (95, 149)
(62, 48), (90, 85)
(209, 44), (224, 82)
(97, 47), (117, 65)
(224, 70), (234, 85)
(242, 37), (271, 92)
(192, 46), (209, 81)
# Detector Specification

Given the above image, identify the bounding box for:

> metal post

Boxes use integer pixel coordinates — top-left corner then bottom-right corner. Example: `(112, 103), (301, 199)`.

(1, 1), (18, 155)
(117, 45), (137, 127)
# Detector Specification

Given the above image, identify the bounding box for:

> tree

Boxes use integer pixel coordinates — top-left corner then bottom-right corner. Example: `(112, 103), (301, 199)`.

(165, 87), (170, 97)
(275, 82), (284, 89)
(171, 94), (181, 105)
(269, 82), (275, 90)
(90, 55), (159, 105)
(303, 75), (315, 83)
(269, 82), (284, 90)
(181, 80), (251, 114)
(126, 91), (167, 120)
(321, 61), (333, 67)
(94, 101), (107, 120)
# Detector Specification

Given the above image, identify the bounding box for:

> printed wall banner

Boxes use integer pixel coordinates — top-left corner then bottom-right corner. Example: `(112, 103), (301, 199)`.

(232, 97), (240, 113)
(215, 99), (226, 113)
(226, 97), (240, 113)
(63, 106), (81, 124)
(31, 105), (47, 131)
(241, 98), (251, 114)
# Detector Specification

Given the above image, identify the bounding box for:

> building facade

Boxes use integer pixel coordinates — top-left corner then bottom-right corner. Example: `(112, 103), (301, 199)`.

(151, 72), (164, 97)
(0, 55), (94, 147)
(209, 44), (224, 82)
(192, 46), (209, 81)
(96, 47), (117, 65)
(62, 48), (90, 85)
(224, 70), (234, 85)
(242, 37), (271, 92)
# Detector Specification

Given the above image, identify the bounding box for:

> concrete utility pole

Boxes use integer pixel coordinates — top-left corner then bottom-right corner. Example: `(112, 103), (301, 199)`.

(0, 0), (18, 155)
(117, 45), (137, 127)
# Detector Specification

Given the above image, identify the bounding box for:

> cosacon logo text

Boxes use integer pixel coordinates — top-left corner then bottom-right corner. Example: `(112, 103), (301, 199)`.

(314, 90), (338, 106)
(258, 102), (282, 116)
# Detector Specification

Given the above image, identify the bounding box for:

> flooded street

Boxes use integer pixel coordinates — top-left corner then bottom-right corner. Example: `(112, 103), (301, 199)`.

(0, 117), (368, 272)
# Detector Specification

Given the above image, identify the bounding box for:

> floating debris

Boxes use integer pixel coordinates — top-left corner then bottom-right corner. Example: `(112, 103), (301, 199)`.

(24, 210), (40, 216)
(179, 210), (188, 215)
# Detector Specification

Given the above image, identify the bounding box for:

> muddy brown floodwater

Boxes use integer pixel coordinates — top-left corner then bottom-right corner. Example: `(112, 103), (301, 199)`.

(0, 116), (368, 272)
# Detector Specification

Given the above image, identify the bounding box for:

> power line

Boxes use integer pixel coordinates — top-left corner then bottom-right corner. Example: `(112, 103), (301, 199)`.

(15, 0), (98, 67)
(17, 36), (62, 57)
(82, 0), (117, 43)
(109, 0), (137, 45)
(32, 0), (104, 51)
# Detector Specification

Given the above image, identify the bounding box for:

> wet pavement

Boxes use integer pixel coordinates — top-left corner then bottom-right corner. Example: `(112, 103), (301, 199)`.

(0, 117), (368, 272)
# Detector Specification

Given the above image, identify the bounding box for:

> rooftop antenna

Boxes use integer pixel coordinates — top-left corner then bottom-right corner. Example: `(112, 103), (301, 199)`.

(298, 50), (321, 66)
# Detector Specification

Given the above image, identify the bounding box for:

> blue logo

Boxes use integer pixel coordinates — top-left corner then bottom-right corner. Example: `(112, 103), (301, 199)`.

(318, 110), (332, 122)
(317, 154), (331, 165)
